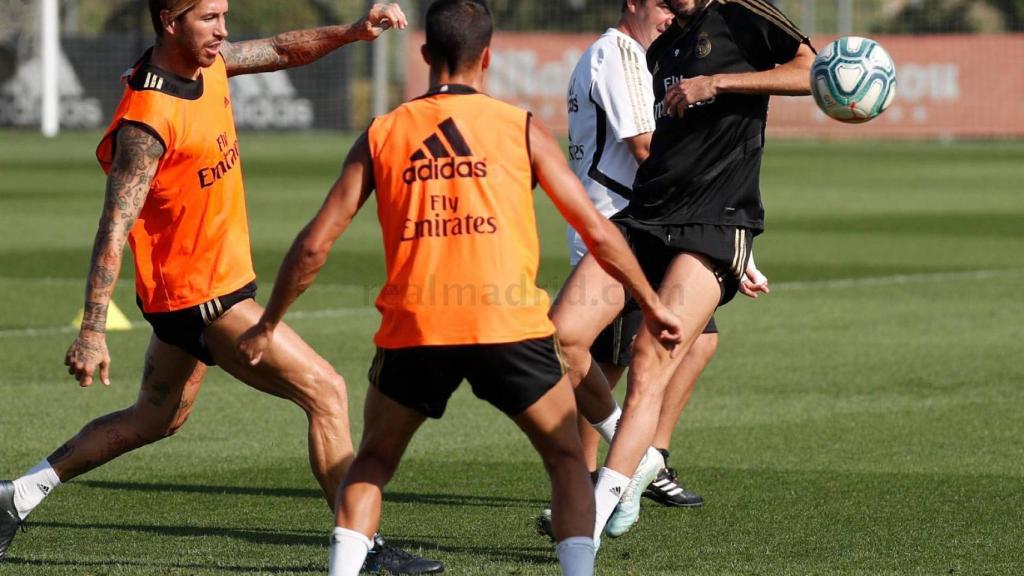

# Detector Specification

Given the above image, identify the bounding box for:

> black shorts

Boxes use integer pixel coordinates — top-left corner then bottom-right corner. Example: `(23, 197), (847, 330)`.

(621, 224), (753, 307)
(591, 302), (719, 367)
(368, 336), (567, 419)
(138, 281), (258, 366)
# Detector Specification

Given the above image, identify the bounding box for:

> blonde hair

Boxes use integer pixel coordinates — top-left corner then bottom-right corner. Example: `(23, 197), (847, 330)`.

(149, 0), (202, 37)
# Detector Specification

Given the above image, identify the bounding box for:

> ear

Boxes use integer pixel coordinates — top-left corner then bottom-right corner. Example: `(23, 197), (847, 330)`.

(160, 9), (178, 37)
(480, 46), (490, 71)
(420, 44), (432, 66)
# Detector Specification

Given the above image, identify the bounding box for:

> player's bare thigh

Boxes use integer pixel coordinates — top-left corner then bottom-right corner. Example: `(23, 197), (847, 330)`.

(632, 252), (721, 380)
(136, 334), (206, 432)
(358, 386), (426, 460)
(550, 252), (626, 352)
(202, 298), (343, 407)
(511, 374), (582, 448)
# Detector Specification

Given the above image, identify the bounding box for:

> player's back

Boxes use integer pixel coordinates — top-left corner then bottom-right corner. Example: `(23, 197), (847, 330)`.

(367, 84), (554, 348)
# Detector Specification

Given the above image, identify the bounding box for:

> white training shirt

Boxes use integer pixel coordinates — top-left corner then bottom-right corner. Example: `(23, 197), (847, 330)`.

(566, 28), (655, 265)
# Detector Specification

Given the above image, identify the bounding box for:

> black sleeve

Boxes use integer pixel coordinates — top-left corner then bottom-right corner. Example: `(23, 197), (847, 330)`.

(720, 1), (806, 70)
(646, 37), (662, 72)
(646, 23), (682, 72)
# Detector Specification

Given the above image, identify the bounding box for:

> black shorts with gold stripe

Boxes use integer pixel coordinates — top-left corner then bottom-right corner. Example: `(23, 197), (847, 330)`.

(368, 335), (566, 419)
(137, 281), (257, 366)
(623, 224), (754, 307)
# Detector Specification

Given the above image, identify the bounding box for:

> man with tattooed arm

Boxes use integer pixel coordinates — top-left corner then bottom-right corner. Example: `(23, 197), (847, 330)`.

(0, 1), (442, 573)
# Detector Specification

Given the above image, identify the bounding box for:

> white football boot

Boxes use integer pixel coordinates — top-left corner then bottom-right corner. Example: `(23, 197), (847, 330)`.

(604, 447), (665, 537)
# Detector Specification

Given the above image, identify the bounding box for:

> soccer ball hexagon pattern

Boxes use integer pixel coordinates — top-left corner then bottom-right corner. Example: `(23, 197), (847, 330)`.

(810, 36), (897, 123)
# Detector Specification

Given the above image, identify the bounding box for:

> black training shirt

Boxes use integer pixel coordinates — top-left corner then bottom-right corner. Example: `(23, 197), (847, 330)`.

(617, 0), (808, 234)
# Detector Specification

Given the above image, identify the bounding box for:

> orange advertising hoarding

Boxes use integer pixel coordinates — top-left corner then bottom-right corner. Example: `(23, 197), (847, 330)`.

(404, 31), (586, 132)
(404, 32), (1024, 139)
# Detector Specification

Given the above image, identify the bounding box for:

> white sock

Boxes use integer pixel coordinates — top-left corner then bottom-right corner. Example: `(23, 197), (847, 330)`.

(592, 467), (629, 540)
(328, 527), (373, 576)
(12, 459), (61, 520)
(590, 404), (622, 444)
(556, 536), (595, 576)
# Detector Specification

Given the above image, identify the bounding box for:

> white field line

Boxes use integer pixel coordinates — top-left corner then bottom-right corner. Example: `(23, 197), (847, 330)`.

(770, 268), (1024, 290)
(0, 307), (376, 339)
(1, 268), (1021, 340)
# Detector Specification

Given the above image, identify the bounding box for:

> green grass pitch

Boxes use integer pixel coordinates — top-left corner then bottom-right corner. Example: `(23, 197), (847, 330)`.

(1, 131), (1022, 575)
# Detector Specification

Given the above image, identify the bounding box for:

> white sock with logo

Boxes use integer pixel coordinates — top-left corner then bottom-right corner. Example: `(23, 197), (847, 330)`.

(590, 405), (622, 445)
(555, 536), (595, 576)
(592, 467), (629, 540)
(12, 459), (61, 520)
(328, 527), (373, 576)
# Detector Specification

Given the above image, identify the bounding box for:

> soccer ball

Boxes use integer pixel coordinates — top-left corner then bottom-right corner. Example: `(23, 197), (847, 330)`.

(810, 36), (896, 123)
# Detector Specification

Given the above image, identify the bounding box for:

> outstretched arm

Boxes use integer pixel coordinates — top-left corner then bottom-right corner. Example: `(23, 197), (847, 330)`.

(530, 117), (683, 352)
(663, 43), (815, 116)
(220, 3), (407, 76)
(237, 132), (375, 365)
(65, 124), (163, 387)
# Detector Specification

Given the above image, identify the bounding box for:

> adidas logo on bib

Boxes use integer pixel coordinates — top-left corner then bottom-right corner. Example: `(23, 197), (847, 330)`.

(402, 118), (488, 184)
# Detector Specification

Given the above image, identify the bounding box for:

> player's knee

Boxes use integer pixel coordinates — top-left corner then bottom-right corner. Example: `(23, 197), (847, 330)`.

(549, 438), (586, 466)
(625, 351), (670, 401)
(555, 337), (591, 385)
(628, 345), (661, 382)
(692, 333), (719, 364)
(300, 367), (349, 417)
(534, 419), (587, 468)
(133, 406), (191, 443)
(538, 438), (587, 478)
(556, 330), (589, 358)
(161, 415), (189, 439)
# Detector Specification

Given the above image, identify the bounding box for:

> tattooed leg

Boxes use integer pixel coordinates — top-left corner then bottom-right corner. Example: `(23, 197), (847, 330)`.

(48, 335), (206, 482)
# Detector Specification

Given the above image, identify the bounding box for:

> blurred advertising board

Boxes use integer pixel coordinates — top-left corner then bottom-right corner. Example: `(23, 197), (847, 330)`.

(0, 37), (352, 131)
(404, 31), (1024, 139)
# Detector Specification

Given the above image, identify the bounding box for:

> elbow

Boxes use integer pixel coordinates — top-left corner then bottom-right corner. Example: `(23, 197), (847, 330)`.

(297, 238), (330, 270)
(581, 222), (615, 256)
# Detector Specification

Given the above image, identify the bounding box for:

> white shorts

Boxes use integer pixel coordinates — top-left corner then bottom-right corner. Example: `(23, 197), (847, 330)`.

(567, 226), (589, 267)
(566, 189), (628, 266)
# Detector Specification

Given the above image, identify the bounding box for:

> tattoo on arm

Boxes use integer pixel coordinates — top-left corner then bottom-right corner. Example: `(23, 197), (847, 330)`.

(81, 302), (109, 333)
(221, 25), (355, 76)
(81, 124), (162, 333)
(220, 39), (285, 75)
